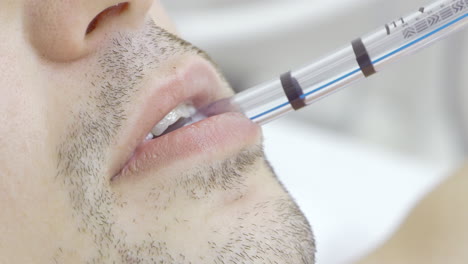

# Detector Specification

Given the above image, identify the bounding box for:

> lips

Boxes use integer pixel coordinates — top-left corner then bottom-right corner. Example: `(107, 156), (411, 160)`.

(109, 57), (261, 181)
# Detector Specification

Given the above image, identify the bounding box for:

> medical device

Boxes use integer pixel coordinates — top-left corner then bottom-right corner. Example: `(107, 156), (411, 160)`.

(187, 0), (468, 126)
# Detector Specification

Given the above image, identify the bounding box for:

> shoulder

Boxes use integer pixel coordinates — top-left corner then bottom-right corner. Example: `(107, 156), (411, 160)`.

(356, 163), (468, 264)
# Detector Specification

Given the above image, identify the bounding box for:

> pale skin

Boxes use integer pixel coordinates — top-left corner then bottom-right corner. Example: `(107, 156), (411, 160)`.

(355, 163), (468, 264)
(1, 1), (465, 263)
(0, 1), (314, 263)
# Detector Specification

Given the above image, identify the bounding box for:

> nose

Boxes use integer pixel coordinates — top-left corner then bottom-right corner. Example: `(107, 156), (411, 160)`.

(24, 0), (153, 62)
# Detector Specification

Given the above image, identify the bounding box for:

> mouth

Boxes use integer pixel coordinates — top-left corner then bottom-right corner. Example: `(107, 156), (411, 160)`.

(143, 102), (197, 141)
(110, 58), (261, 181)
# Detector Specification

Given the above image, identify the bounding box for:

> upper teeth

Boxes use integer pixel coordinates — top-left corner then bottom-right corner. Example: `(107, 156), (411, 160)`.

(147, 103), (196, 139)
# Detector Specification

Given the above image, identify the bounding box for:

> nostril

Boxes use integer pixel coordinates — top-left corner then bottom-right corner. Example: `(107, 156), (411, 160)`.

(86, 2), (129, 35)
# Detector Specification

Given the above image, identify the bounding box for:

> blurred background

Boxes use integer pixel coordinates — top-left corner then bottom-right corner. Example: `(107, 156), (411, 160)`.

(161, 0), (468, 263)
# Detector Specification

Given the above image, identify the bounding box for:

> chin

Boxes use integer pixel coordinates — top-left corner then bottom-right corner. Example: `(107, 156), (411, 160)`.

(110, 149), (315, 264)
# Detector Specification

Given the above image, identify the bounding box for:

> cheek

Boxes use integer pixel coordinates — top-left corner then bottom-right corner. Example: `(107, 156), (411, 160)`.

(0, 54), (52, 182)
(0, 166), (91, 262)
(0, 70), (79, 259)
(0, 76), (87, 260)
(0, 29), (64, 252)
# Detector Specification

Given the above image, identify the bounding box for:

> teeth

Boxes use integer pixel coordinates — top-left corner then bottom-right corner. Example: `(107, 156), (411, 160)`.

(151, 103), (196, 137)
(145, 133), (154, 141)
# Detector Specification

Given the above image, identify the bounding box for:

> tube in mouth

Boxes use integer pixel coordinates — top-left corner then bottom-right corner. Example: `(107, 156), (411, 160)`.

(177, 97), (243, 128)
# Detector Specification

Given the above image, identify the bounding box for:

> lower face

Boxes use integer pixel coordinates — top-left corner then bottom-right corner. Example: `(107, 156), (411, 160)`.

(0, 18), (315, 263)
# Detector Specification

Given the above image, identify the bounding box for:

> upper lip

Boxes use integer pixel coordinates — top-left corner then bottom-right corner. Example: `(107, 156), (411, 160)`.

(109, 58), (230, 178)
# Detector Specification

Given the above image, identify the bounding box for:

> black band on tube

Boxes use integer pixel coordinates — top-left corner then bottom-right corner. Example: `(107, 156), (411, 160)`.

(352, 38), (376, 77)
(280, 71), (306, 111)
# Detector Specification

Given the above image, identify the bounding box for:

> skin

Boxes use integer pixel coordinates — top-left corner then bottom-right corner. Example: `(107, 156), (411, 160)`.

(0, 0), (314, 263)
(355, 163), (468, 264)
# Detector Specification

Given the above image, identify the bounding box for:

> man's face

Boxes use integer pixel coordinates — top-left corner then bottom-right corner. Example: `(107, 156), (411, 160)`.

(0, 0), (314, 263)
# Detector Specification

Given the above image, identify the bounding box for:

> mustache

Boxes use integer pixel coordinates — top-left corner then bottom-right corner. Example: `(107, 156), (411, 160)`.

(57, 19), (211, 178)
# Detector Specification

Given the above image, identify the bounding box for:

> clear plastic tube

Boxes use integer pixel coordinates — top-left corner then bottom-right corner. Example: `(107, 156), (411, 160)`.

(192, 0), (468, 126)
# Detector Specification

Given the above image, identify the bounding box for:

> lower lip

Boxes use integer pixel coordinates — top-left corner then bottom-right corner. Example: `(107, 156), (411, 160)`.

(114, 112), (261, 180)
